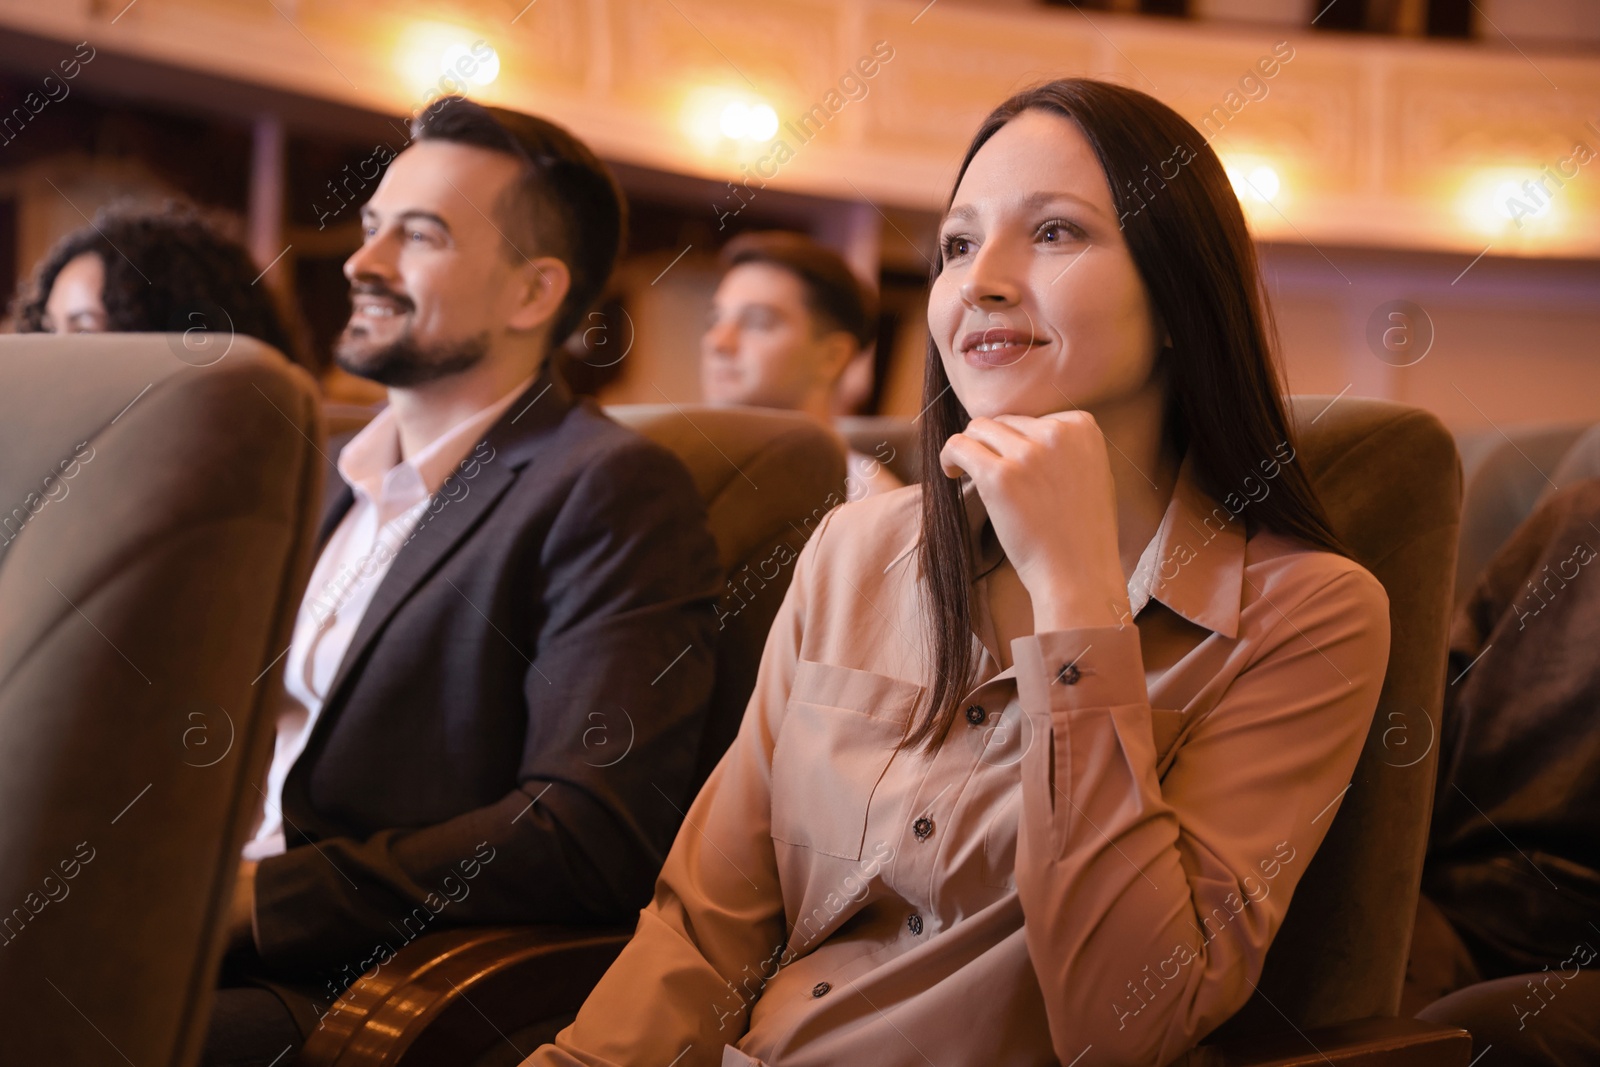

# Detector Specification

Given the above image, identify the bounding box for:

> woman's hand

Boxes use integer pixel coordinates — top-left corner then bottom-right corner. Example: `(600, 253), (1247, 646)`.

(940, 411), (1131, 631)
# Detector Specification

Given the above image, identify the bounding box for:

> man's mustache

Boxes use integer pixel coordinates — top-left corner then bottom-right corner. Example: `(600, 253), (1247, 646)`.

(349, 282), (415, 313)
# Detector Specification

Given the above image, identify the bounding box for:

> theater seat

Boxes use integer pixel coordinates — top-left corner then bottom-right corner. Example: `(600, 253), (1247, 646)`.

(300, 396), (1468, 1067)
(1190, 395), (1469, 1064)
(606, 405), (849, 784)
(1547, 421), (1600, 490)
(1451, 422), (1590, 609)
(836, 413), (919, 484)
(298, 404), (847, 1066)
(0, 334), (323, 1066)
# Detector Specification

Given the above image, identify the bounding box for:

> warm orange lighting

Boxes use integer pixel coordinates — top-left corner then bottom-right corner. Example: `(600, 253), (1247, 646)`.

(720, 101), (779, 141)
(682, 87), (782, 159)
(1220, 155), (1287, 224)
(394, 23), (498, 98)
(442, 42), (499, 87)
(1227, 163), (1281, 204)
(1456, 167), (1571, 239)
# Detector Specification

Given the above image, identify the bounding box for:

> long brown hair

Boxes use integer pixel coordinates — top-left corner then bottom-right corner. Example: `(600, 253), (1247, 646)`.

(909, 78), (1343, 750)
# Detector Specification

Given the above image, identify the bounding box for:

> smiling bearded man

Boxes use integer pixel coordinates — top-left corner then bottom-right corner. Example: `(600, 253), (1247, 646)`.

(200, 96), (723, 1067)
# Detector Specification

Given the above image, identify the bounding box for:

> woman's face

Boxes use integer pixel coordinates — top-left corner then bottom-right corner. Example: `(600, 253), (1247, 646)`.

(42, 252), (108, 334)
(930, 108), (1163, 422)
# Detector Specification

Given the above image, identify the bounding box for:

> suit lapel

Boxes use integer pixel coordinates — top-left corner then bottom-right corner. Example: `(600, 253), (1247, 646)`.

(315, 368), (575, 717)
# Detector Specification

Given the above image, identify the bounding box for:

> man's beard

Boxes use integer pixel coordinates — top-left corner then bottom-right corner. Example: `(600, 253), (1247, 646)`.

(335, 317), (491, 388)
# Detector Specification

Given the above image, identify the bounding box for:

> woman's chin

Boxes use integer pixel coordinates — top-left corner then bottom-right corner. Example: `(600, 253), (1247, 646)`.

(954, 387), (1058, 422)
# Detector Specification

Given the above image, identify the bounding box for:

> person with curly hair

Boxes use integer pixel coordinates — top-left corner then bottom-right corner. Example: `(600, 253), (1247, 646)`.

(12, 200), (314, 370)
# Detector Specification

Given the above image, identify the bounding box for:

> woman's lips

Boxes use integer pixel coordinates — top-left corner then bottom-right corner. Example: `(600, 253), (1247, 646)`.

(960, 327), (1044, 368)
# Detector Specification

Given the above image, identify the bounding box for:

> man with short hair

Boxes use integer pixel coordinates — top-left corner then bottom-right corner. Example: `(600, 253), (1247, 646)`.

(700, 231), (902, 498)
(204, 97), (722, 1065)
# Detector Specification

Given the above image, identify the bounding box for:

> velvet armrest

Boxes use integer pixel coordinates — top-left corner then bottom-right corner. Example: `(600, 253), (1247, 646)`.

(297, 932), (1472, 1067)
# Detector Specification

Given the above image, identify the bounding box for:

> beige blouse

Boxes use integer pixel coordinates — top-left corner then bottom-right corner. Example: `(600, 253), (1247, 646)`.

(526, 453), (1391, 1067)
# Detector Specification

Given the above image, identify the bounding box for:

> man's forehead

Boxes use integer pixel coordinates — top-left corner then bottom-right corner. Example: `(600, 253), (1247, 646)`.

(717, 264), (807, 308)
(364, 140), (521, 216)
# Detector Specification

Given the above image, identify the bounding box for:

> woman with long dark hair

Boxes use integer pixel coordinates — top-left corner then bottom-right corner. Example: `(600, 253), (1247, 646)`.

(529, 79), (1391, 1067)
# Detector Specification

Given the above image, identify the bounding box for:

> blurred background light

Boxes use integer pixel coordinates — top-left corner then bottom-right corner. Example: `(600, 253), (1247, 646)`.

(1225, 161), (1282, 205)
(717, 99), (778, 142)
(441, 41), (499, 87)
(1458, 167), (1567, 238)
(683, 88), (781, 159)
(394, 23), (498, 97)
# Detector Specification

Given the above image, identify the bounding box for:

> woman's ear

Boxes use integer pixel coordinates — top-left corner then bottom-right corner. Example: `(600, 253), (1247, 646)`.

(507, 256), (572, 333)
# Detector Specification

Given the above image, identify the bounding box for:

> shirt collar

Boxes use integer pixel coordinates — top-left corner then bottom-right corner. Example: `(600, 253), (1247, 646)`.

(337, 372), (537, 507)
(887, 451), (1245, 639)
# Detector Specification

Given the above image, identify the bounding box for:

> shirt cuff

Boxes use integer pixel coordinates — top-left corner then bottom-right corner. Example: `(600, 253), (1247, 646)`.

(1013, 624), (1149, 715)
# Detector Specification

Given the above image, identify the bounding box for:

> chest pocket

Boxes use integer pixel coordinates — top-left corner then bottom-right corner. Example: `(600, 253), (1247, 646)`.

(769, 660), (922, 861)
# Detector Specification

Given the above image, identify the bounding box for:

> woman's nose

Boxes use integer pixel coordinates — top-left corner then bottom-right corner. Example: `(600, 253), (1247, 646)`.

(958, 245), (1021, 308)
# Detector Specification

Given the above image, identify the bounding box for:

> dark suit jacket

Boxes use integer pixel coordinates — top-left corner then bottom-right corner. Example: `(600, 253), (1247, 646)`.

(1425, 476), (1600, 976)
(251, 367), (722, 982)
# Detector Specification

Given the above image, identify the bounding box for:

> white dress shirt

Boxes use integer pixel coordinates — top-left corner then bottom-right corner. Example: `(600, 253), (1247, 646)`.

(244, 376), (535, 860)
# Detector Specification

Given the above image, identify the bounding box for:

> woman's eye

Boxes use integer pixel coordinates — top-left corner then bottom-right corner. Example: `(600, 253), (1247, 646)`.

(940, 234), (972, 259)
(1038, 219), (1084, 244)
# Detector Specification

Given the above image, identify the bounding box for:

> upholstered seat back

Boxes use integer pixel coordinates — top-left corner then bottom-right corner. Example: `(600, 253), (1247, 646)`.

(1453, 423), (1589, 607)
(1547, 422), (1600, 491)
(0, 334), (322, 1066)
(836, 414), (921, 485)
(1212, 395), (1462, 1039)
(605, 404), (847, 784)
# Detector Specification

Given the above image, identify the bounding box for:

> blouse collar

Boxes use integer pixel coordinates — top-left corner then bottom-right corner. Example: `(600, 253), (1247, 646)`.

(886, 451), (1246, 639)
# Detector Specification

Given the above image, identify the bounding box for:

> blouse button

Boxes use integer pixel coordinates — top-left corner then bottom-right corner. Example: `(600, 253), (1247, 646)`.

(812, 981), (832, 998)
(964, 704), (987, 726)
(1055, 662), (1081, 686)
(907, 914), (924, 936)
(912, 816), (934, 841)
